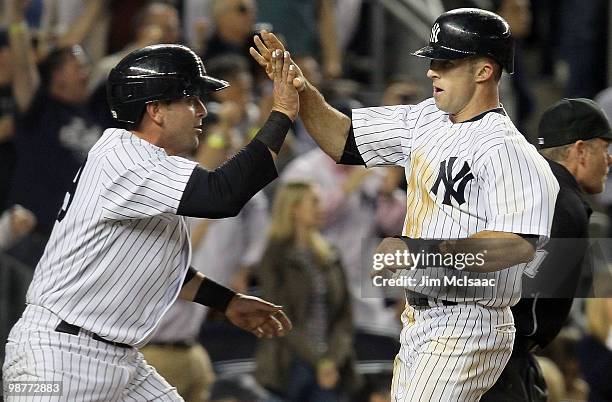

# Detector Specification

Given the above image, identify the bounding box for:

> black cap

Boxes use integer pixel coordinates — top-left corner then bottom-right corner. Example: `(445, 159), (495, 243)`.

(538, 98), (612, 149)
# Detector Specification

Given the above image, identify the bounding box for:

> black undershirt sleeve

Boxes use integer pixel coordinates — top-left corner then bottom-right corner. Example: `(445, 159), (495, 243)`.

(177, 139), (277, 218)
(338, 125), (366, 166)
(177, 111), (292, 218)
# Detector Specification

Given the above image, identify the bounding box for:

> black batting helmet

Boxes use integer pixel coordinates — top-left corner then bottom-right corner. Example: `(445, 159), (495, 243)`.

(107, 44), (229, 124)
(412, 8), (514, 74)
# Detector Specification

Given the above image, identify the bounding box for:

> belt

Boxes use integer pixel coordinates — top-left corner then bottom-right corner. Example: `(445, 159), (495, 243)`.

(55, 320), (131, 349)
(406, 291), (458, 308)
(146, 340), (195, 349)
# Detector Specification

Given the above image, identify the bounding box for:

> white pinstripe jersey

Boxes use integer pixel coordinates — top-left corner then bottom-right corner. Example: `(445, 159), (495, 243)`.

(353, 98), (559, 307)
(26, 128), (198, 347)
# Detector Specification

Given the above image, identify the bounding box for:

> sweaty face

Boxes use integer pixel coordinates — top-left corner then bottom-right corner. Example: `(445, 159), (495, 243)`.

(581, 138), (612, 194)
(161, 96), (207, 155)
(427, 58), (477, 116)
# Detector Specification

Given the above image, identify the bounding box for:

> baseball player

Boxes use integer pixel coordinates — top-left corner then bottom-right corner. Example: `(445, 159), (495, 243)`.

(251, 8), (559, 401)
(2, 44), (295, 401)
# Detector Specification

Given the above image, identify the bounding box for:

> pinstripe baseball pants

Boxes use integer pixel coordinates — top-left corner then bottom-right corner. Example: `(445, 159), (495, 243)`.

(391, 302), (515, 402)
(3, 304), (183, 401)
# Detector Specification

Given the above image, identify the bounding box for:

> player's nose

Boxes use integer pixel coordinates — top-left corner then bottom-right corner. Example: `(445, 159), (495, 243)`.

(427, 65), (439, 80)
(196, 98), (207, 119)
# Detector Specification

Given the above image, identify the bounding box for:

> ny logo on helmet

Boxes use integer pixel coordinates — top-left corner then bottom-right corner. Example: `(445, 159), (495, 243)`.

(430, 157), (474, 206)
(430, 23), (441, 43)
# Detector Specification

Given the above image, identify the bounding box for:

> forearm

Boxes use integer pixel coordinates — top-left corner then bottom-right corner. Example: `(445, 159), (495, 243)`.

(318, 0), (341, 74)
(299, 81), (351, 162)
(440, 231), (536, 273)
(394, 231), (536, 273)
(57, 0), (106, 47)
(177, 112), (291, 218)
(8, 19), (39, 112)
(179, 267), (236, 312)
(179, 268), (205, 301)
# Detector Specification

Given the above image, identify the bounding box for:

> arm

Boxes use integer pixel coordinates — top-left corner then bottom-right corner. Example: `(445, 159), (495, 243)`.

(318, 0), (342, 79)
(250, 31), (350, 161)
(177, 51), (299, 218)
(298, 80), (351, 161)
(179, 267), (291, 338)
(7, 0), (40, 113)
(176, 118), (284, 219)
(56, 0), (107, 48)
(376, 230), (535, 273)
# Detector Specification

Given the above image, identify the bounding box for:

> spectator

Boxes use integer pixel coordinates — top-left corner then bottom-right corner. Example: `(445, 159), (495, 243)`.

(256, 182), (360, 401)
(281, 150), (406, 336)
(578, 298), (612, 401)
(6, 0), (103, 265)
(204, 0), (257, 63)
(88, 1), (181, 93)
(139, 297), (216, 402)
(205, 55), (260, 145)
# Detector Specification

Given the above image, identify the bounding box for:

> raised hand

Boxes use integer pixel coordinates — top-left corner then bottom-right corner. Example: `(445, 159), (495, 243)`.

(225, 294), (292, 338)
(250, 31), (306, 92)
(270, 49), (299, 121)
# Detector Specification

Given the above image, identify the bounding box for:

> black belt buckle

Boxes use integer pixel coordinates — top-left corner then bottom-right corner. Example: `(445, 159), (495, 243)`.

(55, 320), (130, 348)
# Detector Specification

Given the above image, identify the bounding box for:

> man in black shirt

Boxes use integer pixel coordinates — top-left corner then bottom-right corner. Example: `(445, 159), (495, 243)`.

(482, 98), (612, 401)
(6, 1), (103, 265)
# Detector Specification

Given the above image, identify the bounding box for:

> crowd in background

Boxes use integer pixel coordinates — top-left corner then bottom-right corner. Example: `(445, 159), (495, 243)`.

(0, 0), (611, 401)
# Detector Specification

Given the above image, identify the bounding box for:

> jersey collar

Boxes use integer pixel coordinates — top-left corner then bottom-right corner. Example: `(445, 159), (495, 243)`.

(462, 106), (506, 123)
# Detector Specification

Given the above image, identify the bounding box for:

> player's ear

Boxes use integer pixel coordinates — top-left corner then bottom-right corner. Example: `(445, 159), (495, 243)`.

(145, 101), (165, 125)
(474, 58), (494, 83)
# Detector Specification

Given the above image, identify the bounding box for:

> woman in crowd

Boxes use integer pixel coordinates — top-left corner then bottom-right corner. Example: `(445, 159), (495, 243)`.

(256, 181), (359, 402)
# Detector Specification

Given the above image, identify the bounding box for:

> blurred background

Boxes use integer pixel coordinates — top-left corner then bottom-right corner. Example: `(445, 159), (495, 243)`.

(0, 0), (611, 401)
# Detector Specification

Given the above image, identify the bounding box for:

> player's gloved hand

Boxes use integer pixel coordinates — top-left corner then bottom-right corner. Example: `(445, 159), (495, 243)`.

(270, 48), (299, 121)
(225, 294), (292, 338)
(250, 30), (306, 92)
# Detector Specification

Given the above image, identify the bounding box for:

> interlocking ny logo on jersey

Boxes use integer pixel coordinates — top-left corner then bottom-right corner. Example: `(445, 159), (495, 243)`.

(431, 157), (474, 206)
(430, 23), (441, 43)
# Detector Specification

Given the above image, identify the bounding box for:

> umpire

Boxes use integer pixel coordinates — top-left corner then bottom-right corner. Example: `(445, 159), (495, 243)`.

(482, 98), (612, 401)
